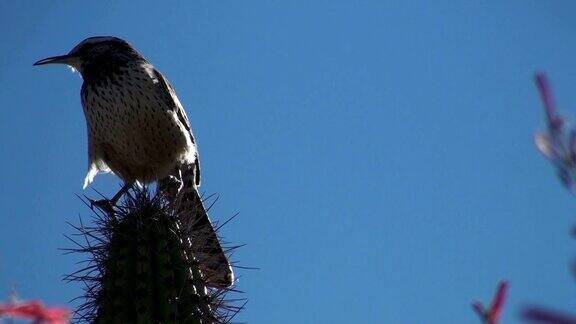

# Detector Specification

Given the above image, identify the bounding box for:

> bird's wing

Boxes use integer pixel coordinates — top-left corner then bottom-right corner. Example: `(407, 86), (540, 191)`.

(151, 68), (233, 287)
(152, 68), (201, 186)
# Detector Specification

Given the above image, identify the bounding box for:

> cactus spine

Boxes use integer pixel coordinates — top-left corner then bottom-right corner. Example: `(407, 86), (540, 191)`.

(66, 188), (238, 323)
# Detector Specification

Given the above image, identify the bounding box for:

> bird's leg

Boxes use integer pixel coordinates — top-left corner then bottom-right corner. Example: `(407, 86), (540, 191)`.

(161, 169), (184, 198)
(175, 168), (184, 193)
(89, 184), (132, 214)
(110, 183), (132, 205)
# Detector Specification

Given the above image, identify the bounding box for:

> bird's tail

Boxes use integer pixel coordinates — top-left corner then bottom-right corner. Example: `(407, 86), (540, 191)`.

(159, 166), (234, 288)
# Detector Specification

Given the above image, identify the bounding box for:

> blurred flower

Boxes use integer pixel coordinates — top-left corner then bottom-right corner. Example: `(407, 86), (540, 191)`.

(534, 72), (576, 191)
(527, 72), (576, 324)
(0, 299), (70, 324)
(472, 281), (508, 324)
(535, 72), (564, 134)
(523, 307), (576, 324)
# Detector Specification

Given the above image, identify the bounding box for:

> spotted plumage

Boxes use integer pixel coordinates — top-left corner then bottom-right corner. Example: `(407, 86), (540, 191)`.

(34, 36), (233, 288)
(80, 59), (196, 188)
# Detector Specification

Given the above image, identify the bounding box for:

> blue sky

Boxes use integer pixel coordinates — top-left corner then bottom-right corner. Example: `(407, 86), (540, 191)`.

(1, 1), (576, 323)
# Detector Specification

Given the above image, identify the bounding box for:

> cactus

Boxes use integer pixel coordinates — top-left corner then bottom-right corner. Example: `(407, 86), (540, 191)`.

(64, 187), (242, 323)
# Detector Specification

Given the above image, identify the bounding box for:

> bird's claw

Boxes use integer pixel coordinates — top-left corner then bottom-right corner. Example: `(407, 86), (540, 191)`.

(89, 198), (116, 215)
(169, 174), (184, 193)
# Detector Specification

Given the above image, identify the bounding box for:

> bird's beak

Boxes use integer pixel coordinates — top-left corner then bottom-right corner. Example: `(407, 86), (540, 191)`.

(33, 54), (78, 66)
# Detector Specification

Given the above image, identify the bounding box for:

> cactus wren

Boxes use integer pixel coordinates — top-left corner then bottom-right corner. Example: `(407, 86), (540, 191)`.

(34, 36), (233, 288)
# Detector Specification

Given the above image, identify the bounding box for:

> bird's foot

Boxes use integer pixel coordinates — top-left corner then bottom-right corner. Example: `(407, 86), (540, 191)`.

(168, 173), (184, 193)
(89, 198), (116, 215)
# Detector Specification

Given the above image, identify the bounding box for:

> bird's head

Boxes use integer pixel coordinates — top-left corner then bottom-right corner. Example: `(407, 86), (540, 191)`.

(33, 36), (144, 77)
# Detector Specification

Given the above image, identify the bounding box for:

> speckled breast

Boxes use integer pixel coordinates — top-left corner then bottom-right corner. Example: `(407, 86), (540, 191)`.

(80, 63), (194, 184)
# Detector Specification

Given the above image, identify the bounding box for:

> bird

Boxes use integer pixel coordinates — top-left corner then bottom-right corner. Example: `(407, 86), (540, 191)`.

(34, 36), (234, 288)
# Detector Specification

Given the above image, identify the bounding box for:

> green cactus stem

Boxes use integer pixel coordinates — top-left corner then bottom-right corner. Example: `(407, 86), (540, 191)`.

(64, 187), (243, 323)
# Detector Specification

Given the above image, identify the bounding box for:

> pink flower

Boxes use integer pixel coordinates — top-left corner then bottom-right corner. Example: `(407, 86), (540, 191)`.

(535, 72), (563, 133)
(473, 281), (508, 324)
(533, 72), (576, 191)
(0, 300), (70, 323)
